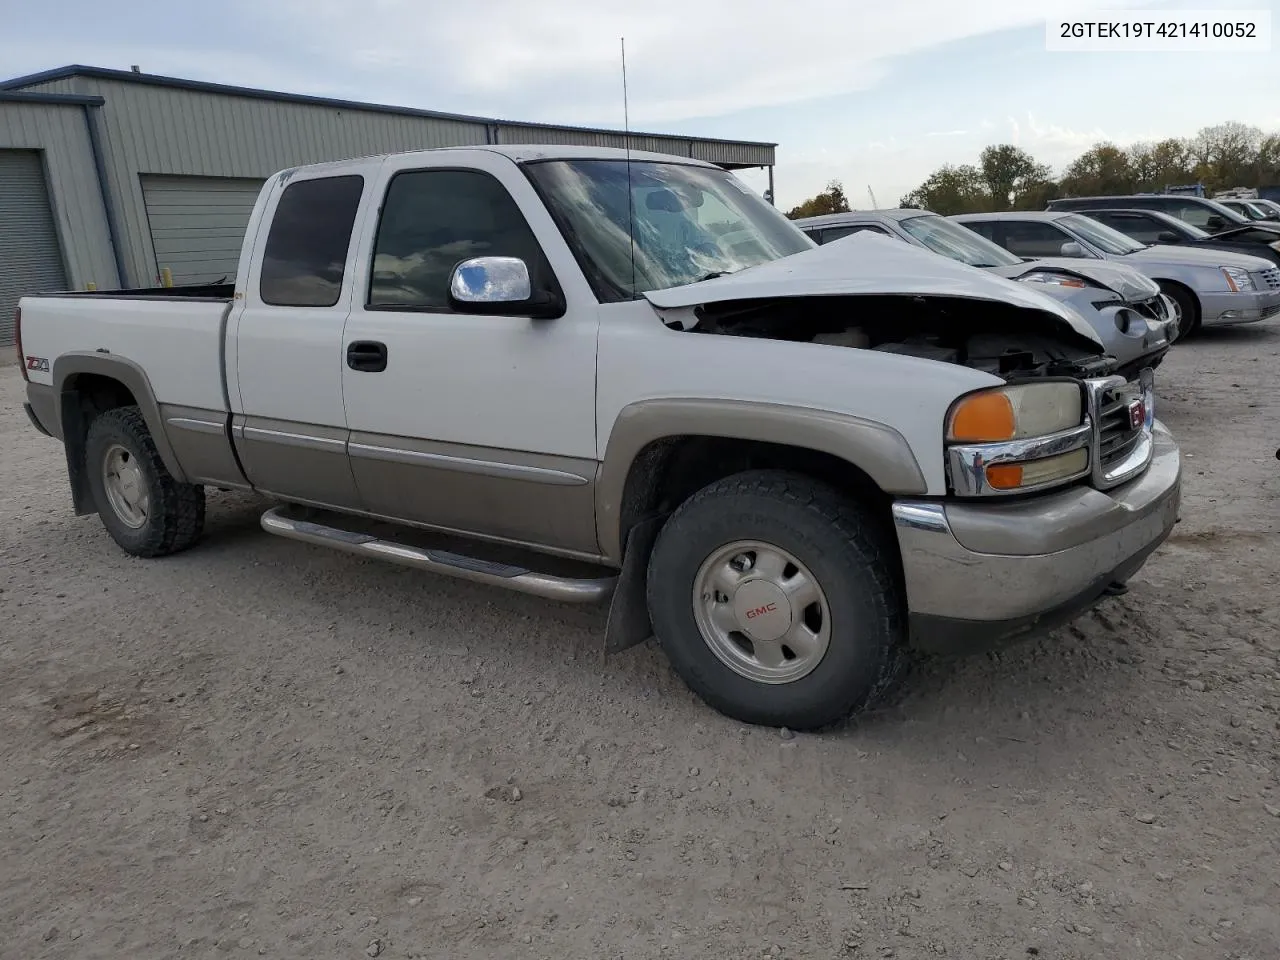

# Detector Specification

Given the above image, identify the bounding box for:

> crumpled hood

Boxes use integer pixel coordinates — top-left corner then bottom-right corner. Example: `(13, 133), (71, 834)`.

(1123, 243), (1276, 272)
(993, 258), (1162, 302)
(643, 232), (1104, 348)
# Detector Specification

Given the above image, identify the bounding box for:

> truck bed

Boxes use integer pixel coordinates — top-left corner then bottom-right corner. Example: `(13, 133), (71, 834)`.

(44, 282), (235, 302)
(19, 291), (233, 415)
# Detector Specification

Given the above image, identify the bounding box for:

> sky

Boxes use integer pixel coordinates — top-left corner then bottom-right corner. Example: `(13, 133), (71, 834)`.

(2, 0), (1278, 208)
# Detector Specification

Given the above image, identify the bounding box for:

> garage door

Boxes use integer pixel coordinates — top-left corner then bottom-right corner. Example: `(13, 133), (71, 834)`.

(141, 175), (265, 286)
(0, 150), (67, 346)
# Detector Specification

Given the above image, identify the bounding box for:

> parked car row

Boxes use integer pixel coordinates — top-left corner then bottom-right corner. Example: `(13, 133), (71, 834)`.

(803, 191), (1280, 345)
(954, 211), (1280, 338)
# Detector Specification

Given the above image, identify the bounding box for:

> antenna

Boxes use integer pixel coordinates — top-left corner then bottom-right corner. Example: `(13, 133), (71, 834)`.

(621, 37), (637, 297)
(867, 185), (878, 209)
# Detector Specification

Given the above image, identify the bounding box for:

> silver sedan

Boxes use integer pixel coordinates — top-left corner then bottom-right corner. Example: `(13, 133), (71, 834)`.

(952, 210), (1280, 338)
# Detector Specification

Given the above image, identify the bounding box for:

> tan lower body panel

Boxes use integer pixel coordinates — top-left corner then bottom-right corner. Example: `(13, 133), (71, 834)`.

(160, 405), (250, 489)
(347, 431), (600, 556)
(232, 415), (362, 508)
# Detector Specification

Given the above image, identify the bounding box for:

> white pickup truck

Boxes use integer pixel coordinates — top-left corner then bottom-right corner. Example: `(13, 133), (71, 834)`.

(17, 145), (1182, 729)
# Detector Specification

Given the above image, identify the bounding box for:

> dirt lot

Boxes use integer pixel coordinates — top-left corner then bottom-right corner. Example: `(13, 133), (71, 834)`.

(2, 329), (1278, 960)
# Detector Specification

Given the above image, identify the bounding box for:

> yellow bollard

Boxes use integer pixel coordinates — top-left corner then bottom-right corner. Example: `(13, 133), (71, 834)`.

(161, 267), (173, 288)
(85, 281), (97, 291)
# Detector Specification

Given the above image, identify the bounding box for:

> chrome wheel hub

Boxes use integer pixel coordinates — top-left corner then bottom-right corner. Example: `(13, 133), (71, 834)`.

(692, 540), (831, 684)
(102, 444), (149, 529)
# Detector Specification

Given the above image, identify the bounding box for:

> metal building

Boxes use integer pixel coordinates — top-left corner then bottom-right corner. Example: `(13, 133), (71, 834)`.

(0, 64), (777, 345)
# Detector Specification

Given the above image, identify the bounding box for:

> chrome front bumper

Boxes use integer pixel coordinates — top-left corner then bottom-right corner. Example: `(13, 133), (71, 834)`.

(1199, 288), (1280, 325)
(892, 421), (1181, 653)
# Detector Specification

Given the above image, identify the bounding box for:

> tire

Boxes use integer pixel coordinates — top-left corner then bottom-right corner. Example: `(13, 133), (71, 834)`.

(1158, 281), (1200, 340)
(645, 469), (906, 730)
(84, 406), (205, 558)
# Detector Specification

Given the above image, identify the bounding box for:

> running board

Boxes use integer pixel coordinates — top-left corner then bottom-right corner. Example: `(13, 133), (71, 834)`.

(259, 506), (615, 604)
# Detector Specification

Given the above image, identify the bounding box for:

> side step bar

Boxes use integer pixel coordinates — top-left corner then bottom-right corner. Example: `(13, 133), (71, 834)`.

(260, 506), (616, 604)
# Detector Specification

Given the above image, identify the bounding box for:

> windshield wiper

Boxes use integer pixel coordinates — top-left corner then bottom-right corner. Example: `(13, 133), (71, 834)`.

(696, 270), (733, 282)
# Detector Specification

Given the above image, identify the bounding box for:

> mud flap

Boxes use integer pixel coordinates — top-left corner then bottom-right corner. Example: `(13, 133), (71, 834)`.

(603, 515), (666, 654)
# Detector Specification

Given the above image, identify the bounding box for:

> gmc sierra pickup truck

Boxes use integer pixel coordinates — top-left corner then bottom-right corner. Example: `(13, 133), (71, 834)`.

(17, 145), (1182, 729)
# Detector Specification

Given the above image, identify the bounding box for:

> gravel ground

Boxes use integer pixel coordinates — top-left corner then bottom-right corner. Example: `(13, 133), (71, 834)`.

(2, 329), (1279, 960)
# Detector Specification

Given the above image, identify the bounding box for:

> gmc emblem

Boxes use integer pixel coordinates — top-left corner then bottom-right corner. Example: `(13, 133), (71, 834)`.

(745, 602), (778, 620)
(1128, 399), (1145, 431)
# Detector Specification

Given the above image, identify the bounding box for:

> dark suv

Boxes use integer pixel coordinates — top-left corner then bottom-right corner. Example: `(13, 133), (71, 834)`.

(1048, 194), (1280, 233)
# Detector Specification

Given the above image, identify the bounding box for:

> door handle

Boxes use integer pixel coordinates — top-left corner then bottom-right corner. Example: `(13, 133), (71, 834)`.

(346, 340), (388, 373)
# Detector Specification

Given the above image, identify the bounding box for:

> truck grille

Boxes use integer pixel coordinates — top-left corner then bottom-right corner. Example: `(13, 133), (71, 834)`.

(1086, 371), (1154, 490)
(1097, 390), (1143, 466)
(1257, 267), (1280, 290)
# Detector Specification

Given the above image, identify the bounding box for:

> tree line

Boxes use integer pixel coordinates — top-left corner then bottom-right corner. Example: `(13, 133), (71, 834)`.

(785, 122), (1280, 219)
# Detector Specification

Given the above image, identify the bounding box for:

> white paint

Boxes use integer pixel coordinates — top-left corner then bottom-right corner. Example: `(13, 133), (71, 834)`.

(339, 150), (599, 458)
(23, 145), (1099, 503)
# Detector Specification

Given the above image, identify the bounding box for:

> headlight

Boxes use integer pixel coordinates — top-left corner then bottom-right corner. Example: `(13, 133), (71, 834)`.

(1017, 270), (1090, 289)
(1221, 266), (1255, 291)
(947, 382), (1083, 442)
(946, 382), (1090, 495)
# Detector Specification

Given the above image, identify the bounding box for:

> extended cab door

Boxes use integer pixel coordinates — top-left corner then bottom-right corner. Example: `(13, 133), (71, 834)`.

(226, 165), (380, 507)
(339, 151), (601, 555)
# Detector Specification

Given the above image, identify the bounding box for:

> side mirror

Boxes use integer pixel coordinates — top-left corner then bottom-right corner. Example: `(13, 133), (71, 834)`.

(1157, 231), (1179, 243)
(1059, 241), (1088, 258)
(448, 256), (564, 319)
(1205, 216), (1226, 233)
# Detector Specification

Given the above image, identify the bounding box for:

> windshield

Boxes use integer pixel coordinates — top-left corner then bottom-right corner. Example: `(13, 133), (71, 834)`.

(1241, 201), (1273, 220)
(523, 159), (813, 302)
(1060, 214), (1148, 255)
(898, 214), (1022, 267)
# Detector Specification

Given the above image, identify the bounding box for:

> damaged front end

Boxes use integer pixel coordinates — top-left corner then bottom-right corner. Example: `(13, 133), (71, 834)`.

(662, 291), (1118, 382)
(644, 229), (1120, 382)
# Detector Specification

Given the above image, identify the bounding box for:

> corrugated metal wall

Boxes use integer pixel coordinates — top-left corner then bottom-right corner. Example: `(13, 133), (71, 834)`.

(24, 77), (493, 285)
(0, 150), (67, 344)
(14, 73), (775, 287)
(490, 123), (771, 169)
(141, 175), (266, 284)
(0, 100), (117, 290)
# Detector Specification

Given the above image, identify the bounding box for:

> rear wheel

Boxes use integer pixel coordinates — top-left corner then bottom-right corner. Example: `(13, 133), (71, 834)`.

(645, 470), (906, 730)
(1158, 281), (1200, 339)
(85, 406), (205, 557)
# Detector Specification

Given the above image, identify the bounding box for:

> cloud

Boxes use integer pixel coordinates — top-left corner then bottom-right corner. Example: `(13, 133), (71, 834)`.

(927, 130), (969, 137)
(251, 0), (1141, 126)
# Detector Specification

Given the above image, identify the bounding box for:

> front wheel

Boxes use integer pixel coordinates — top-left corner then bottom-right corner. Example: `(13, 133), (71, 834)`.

(645, 470), (906, 729)
(1158, 281), (1200, 340)
(85, 406), (206, 557)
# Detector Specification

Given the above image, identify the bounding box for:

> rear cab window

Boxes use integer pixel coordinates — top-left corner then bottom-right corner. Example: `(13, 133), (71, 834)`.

(259, 175), (365, 307)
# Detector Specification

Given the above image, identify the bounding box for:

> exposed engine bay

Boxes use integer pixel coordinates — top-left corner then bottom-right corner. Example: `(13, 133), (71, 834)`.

(676, 294), (1119, 380)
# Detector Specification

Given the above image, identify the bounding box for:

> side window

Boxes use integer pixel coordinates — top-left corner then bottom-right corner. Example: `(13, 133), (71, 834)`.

(260, 175), (365, 307)
(822, 226), (860, 242)
(1095, 213), (1163, 243)
(1174, 203), (1208, 228)
(368, 169), (554, 310)
(831, 225), (892, 242)
(961, 220), (999, 242)
(800, 227), (824, 244)
(1001, 221), (1073, 258)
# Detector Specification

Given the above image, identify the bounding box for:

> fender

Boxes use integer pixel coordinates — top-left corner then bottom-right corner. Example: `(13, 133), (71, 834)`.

(594, 397), (928, 563)
(52, 352), (189, 514)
